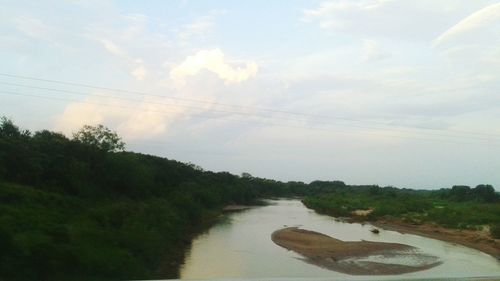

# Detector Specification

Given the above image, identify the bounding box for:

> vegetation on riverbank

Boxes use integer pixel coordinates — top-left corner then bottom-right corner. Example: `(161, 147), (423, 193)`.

(0, 118), (292, 280)
(1, 117), (499, 280)
(302, 184), (500, 238)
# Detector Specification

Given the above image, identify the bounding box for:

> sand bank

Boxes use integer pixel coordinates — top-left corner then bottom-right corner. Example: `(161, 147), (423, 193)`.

(271, 227), (441, 275)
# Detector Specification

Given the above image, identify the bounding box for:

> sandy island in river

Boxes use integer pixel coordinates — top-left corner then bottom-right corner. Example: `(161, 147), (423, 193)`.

(271, 227), (441, 275)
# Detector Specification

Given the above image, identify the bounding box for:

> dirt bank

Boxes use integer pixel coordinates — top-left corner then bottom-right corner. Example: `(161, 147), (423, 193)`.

(271, 227), (441, 275)
(372, 218), (500, 260)
(222, 205), (254, 212)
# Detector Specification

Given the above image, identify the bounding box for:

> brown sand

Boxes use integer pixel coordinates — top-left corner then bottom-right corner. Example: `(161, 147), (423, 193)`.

(271, 227), (441, 275)
(222, 205), (253, 212)
(372, 218), (500, 260)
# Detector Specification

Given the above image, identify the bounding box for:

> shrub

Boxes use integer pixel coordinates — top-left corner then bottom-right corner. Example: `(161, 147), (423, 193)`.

(490, 224), (500, 239)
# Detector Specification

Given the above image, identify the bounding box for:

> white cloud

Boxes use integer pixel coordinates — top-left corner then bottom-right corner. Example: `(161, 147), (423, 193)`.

(120, 14), (149, 40)
(116, 102), (175, 139)
(98, 38), (149, 81)
(53, 95), (184, 140)
(170, 49), (258, 86)
(361, 39), (390, 62)
(433, 3), (500, 46)
(131, 65), (148, 80)
(100, 38), (127, 57)
(303, 0), (390, 28)
(54, 97), (121, 134)
(14, 16), (51, 39)
(301, 0), (497, 43)
(177, 10), (226, 44)
(304, 0), (389, 18)
(179, 16), (214, 41)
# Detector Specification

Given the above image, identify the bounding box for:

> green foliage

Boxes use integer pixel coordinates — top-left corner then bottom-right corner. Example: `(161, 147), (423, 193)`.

(447, 184), (498, 203)
(1, 117), (21, 137)
(1, 118), (498, 280)
(473, 184), (497, 202)
(0, 118), (295, 281)
(304, 185), (500, 231)
(73, 124), (125, 152)
(491, 224), (500, 239)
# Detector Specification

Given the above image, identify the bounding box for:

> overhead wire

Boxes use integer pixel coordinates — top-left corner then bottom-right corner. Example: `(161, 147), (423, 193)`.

(1, 89), (500, 148)
(1, 72), (499, 138)
(3, 81), (500, 142)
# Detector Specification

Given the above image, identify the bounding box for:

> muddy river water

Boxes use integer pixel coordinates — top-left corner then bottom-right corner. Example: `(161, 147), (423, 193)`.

(179, 199), (500, 280)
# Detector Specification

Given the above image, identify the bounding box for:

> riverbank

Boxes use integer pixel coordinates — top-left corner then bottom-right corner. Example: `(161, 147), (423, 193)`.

(371, 218), (500, 260)
(301, 187), (500, 262)
(223, 205), (255, 212)
(271, 227), (441, 275)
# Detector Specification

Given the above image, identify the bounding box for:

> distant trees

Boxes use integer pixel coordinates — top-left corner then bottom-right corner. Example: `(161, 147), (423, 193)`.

(0, 117), (29, 138)
(241, 172), (253, 179)
(450, 185), (471, 201)
(449, 184), (498, 203)
(73, 124), (125, 152)
(474, 184), (497, 202)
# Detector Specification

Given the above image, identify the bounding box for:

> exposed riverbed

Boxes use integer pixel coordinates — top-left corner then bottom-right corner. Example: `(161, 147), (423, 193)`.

(179, 199), (500, 279)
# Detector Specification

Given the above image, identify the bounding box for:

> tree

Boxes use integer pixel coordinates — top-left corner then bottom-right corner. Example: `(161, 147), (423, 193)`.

(473, 184), (497, 203)
(73, 125), (125, 152)
(0, 117), (30, 138)
(241, 172), (253, 179)
(450, 185), (471, 201)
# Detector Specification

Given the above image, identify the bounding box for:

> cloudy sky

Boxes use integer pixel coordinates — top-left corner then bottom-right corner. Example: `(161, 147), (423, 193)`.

(1, 0), (500, 189)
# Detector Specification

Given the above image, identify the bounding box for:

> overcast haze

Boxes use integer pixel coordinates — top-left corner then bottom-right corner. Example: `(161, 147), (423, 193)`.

(1, 0), (500, 189)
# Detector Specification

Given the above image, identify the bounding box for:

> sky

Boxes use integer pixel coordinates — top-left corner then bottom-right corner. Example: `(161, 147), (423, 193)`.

(1, 0), (500, 189)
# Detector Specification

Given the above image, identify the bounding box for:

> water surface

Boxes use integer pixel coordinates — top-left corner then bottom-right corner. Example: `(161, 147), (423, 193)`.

(180, 200), (500, 280)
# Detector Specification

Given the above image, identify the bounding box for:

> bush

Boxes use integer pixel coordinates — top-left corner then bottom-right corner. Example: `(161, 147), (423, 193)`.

(490, 224), (500, 239)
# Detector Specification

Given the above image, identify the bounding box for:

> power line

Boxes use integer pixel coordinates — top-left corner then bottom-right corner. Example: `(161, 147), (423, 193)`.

(1, 72), (499, 138)
(1, 90), (500, 148)
(3, 81), (499, 141)
(0, 81), (316, 123)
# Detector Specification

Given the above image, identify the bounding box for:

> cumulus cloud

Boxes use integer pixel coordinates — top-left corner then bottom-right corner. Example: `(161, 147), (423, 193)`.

(433, 3), (500, 46)
(54, 95), (184, 140)
(116, 103), (175, 139)
(170, 49), (258, 86)
(54, 97), (120, 134)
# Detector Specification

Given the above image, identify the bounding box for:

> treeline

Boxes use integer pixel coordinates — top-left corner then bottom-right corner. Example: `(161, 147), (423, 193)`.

(441, 184), (498, 203)
(0, 118), (297, 280)
(1, 117), (499, 280)
(303, 184), (500, 238)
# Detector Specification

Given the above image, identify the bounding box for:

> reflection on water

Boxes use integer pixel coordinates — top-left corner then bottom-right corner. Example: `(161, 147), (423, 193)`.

(180, 200), (500, 279)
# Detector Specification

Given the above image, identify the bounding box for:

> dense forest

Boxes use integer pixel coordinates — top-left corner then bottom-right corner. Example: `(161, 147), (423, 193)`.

(0, 117), (295, 280)
(1, 117), (499, 280)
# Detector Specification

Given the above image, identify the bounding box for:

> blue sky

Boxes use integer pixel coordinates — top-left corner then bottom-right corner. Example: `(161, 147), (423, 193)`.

(1, 0), (500, 189)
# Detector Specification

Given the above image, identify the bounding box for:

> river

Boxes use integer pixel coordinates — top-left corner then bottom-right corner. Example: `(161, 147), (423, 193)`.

(179, 199), (500, 280)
